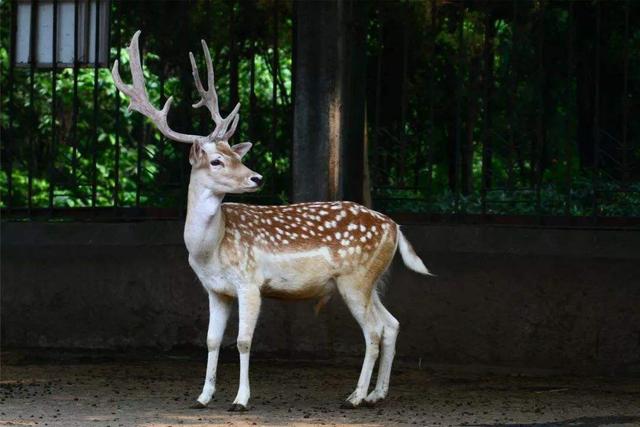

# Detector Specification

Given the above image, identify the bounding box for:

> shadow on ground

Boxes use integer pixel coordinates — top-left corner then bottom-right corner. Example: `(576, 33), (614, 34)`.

(1, 350), (639, 426)
(466, 415), (640, 426)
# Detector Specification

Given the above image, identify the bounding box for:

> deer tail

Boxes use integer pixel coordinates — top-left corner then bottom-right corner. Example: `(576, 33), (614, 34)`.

(397, 227), (434, 276)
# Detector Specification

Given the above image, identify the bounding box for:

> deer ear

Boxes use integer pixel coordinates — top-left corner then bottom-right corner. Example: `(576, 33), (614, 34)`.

(189, 143), (205, 166)
(231, 142), (252, 159)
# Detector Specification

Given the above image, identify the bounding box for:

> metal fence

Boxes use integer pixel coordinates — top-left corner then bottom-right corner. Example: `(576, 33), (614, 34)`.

(2, 0), (639, 226)
(2, 0), (292, 220)
(366, 0), (640, 225)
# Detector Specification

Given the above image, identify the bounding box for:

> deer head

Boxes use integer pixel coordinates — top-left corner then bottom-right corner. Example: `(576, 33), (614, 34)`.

(112, 31), (263, 194)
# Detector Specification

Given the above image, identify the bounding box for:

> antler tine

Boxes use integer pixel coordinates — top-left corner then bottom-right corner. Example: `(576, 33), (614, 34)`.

(189, 39), (241, 140)
(201, 39), (216, 106)
(111, 31), (207, 144)
(127, 31), (147, 94)
(221, 106), (240, 140)
(111, 59), (132, 98)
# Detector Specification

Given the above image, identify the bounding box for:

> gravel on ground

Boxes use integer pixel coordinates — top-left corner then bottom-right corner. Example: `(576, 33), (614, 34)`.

(1, 351), (639, 427)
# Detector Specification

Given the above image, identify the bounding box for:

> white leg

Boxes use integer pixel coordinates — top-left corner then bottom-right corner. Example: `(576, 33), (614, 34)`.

(337, 278), (383, 408)
(229, 287), (261, 411)
(194, 291), (232, 407)
(365, 293), (399, 405)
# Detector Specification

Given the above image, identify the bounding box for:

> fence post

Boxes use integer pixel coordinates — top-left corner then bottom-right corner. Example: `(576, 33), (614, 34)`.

(71, 0), (79, 187)
(535, 1), (546, 221)
(6, 0), (17, 211)
(621, 0), (630, 187)
(481, 5), (495, 216)
(91, 0), (101, 208)
(454, 6), (464, 213)
(564, 1), (574, 217)
(270, 0), (278, 194)
(49, 0), (58, 212)
(592, 0), (601, 222)
(113, 4), (121, 210)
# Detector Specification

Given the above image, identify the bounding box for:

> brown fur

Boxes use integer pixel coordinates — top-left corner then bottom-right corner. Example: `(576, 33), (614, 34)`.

(220, 200), (397, 262)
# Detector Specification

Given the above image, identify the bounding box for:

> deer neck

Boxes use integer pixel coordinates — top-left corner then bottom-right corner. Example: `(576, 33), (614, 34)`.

(184, 173), (226, 262)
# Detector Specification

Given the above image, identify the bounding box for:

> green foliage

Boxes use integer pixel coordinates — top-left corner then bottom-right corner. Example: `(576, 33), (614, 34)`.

(367, 0), (640, 217)
(1, 0), (293, 211)
(1, 0), (638, 219)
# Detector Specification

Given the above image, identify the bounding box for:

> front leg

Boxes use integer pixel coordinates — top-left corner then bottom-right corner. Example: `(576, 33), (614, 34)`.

(229, 287), (261, 411)
(194, 291), (232, 407)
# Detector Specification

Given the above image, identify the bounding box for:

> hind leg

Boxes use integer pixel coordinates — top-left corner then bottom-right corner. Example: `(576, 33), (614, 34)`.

(336, 274), (384, 408)
(365, 292), (399, 406)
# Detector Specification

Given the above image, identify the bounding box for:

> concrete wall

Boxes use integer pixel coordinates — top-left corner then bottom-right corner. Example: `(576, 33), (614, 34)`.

(2, 221), (639, 375)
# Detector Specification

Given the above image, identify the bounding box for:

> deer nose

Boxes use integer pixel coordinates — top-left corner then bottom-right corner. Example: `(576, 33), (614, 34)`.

(250, 175), (263, 186)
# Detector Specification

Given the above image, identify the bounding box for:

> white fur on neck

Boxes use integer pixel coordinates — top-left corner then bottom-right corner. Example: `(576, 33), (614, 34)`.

(184, 172), (225, 258)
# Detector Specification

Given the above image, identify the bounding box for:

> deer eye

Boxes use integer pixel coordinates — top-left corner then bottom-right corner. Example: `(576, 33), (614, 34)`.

(210, 159), (223, 167)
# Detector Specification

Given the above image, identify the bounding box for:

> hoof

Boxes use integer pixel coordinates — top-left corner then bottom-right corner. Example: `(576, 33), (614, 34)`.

(190, 401), (208, 409)
(228, 403), (247, 412)
(340, 400), (360, 409)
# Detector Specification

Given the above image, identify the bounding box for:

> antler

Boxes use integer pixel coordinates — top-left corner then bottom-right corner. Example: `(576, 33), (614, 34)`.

(112, 31), (240, 144)
(189, 40), (240, 141)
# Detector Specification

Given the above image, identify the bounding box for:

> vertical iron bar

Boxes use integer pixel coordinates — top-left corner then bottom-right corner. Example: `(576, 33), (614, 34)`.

(621, 0), (630, 185)
(399, 22), (408, 187)
(71, 0), (79, 186)
(6, 0), (18, 211)
(158, 65), (166, 191)
(28, 0), (38, 212)
(592, 0), (600, 221)
(178, 1), (190, 219)
(564, 1), (573, 217)
(249, 39), (256, 142)
(136, 125), (143, 208)
(374, 13), (382, 188)
(113, 3), (121, 209)
(506, 0), (517, 190)
(289, 2), (296, 202)
(481, 6), (494, 216)
(49, 0), (59, 211)
(535, 1), (545, 220)
(454, 6), (464, 213)
(426, 0), (436, 202)
(178, 23), (185, 218)
(180, 145), (186, 218)
(135, 30), (144, 209)
(91, 0), (100, 208)
(270, 0), (279, 194)
(105, 0), (113, 206)
(228, 0), (238, 144)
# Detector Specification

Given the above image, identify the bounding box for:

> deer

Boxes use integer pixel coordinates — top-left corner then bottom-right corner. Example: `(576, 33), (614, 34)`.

(112, 31), (432, 411)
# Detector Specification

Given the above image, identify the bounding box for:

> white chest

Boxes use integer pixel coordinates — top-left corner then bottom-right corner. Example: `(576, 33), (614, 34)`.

(188, 255), (240, 297)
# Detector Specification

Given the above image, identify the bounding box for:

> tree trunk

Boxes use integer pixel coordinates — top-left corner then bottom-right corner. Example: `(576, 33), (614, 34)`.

(292, 0), (368, 203)
(339, 0), (368, 202)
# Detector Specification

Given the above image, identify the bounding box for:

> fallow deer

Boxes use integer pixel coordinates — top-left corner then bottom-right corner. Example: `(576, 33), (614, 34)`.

(112, 31), (432, 411)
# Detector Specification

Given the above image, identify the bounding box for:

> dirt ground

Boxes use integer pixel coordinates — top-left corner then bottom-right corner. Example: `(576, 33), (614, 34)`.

(1, 352), (639, 427)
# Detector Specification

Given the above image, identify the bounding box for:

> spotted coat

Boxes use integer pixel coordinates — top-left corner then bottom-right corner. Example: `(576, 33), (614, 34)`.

(222, 201), (395, 259)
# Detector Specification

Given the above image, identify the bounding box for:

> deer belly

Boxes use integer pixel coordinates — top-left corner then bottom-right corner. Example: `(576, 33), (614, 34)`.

(256, 248), (336, 299)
